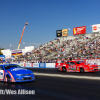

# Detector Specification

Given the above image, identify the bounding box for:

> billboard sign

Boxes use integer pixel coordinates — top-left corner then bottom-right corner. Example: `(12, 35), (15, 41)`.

(56, 30), (62, 37)
(0, 55), (5, 61)
(11, 49), (22, 56)
(56, 29), (68, 37)
(62, 29), (68, 36)
(73, 26), (86, 35)
(92, 24), (100, 32)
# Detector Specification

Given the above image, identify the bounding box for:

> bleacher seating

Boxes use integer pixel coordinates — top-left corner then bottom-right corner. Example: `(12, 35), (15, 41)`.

(16, 32), (100, 63)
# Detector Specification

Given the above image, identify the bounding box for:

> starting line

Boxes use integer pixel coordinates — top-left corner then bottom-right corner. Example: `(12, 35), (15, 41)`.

(34, 72), (100, 80)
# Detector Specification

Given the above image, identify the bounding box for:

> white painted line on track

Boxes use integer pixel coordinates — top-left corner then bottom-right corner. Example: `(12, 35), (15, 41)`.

(34, 72), (100, 80)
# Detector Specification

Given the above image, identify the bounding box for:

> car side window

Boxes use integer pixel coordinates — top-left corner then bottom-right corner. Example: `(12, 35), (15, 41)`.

(69, 62), (75, 65)
(0, 66), (4, 70)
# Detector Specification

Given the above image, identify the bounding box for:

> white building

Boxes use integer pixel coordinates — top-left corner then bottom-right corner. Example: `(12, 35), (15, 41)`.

(1, 46), (34, 59)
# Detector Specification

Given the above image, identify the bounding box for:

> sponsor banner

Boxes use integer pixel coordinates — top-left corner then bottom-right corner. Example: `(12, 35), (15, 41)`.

(12, 53), (22, 56)
(92, 24), (100, 32)
(11, 49), (22, 53)
(39, 63), (46, 68)
(31, 63), (33, 67)
(23, 63), (26, 67)
(17, 63), (22, 67)
(86, 59), (100, 65)
(73, 26), (86, 35)
(11, 49), (22, 56)
(56, 30), (62, 37)
(62, 29), (68, 36)
(25, 63), (31, 67)
(55, 63), (63, 68)
(46, 63), (55, 68)
(11, 61), (100, 69)
(33, 63), (39, 68)
(0, 55), (5, 61)
(20, 63), (24, 67)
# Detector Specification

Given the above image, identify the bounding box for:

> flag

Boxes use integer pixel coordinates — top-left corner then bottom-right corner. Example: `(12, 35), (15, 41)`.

(23, 42), (25, 44)
(68, 28), (70, 30)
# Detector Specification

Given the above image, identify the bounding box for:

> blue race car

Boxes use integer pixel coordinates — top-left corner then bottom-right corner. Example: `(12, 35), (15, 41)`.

(0, 64), (35, 82)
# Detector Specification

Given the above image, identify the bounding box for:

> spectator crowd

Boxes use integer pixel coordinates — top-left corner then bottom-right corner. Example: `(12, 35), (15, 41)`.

(3, 33), (100, 63)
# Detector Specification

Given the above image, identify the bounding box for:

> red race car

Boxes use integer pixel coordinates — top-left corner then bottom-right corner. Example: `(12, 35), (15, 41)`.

(57, 61), (99, 72)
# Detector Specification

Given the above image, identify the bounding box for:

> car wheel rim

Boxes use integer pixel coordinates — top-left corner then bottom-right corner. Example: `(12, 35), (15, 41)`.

(63, 68), (66, 71)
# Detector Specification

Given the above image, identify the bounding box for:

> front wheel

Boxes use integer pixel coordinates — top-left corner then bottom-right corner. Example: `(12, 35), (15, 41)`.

(62, 67), (66, 72)
(7, 76), (11, 83)
(80, 68), (84, 73)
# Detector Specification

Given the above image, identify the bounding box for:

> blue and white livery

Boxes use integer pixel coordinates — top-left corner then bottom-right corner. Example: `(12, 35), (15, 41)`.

(0, 64), (35, 82)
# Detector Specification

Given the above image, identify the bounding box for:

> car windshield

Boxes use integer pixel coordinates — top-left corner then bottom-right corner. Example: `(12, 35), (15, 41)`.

(69, 62), (75, 65)
(76, 61), (84, 64)
(4, 65), (21, 69)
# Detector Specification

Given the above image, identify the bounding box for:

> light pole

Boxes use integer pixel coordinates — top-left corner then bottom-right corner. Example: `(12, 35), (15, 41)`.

(18, 22), (29, 49)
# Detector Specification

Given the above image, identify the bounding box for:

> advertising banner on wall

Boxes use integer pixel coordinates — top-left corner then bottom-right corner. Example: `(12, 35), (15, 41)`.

(92, 24), (100, 32)
(39, 63), (46, 68)
(73, 26), (86, 35)
(33, 63), (39, 68)
(46, 63), (55, 68)
(0, 55), (5, 61)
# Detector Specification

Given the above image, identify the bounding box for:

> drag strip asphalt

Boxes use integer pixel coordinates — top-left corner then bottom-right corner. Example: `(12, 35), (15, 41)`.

(0, 68), (100, 100)
(28, 68), (100, 77)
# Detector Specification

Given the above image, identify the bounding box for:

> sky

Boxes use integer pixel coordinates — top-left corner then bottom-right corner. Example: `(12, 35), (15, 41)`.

(0, 0), (100, 50)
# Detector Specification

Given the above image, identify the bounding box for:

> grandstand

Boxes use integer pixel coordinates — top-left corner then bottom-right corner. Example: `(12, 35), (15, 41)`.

(17, 32), (100, 63)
